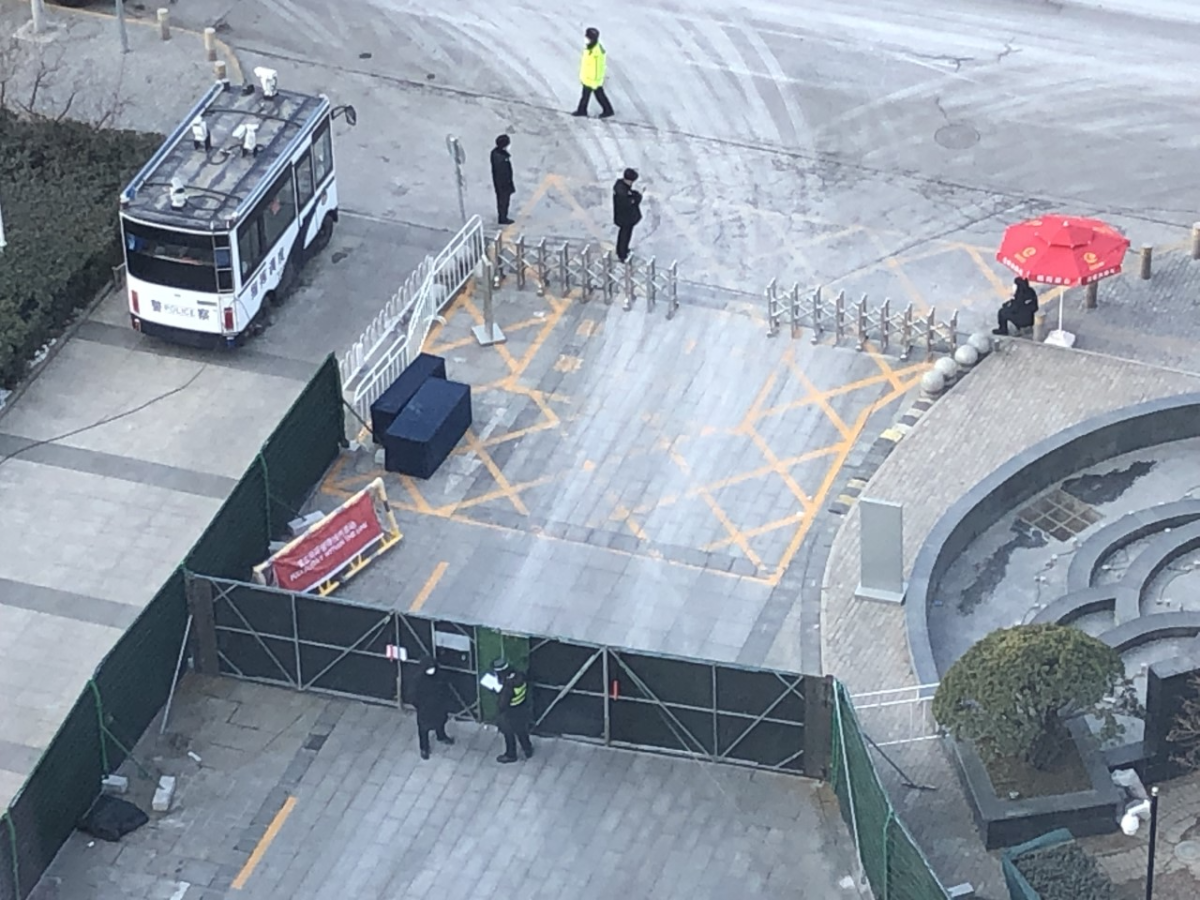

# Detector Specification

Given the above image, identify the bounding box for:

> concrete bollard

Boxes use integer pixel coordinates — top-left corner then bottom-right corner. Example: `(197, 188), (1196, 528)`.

(214, 60), (227, 82)
(953, 344), (980, 370)
(1085, 282), (1098, 309)
(920, 369), (945, 398)
(157, 8), (170, 41)
(1140, 244), (1152, 280)
(933, 356), (958, 386)
(1033, 311), (1046, 342)
(31, 0), (45, 34)
(204, 27), (217, 62)
(967, 331), (993, 357)
(1193, 223), (1200, 260)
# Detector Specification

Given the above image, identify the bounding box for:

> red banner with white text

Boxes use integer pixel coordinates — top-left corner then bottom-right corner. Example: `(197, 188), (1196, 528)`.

(270, 490), (384, 592)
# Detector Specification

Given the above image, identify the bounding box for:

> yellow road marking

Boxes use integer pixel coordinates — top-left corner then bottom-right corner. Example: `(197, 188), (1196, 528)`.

(960, 243), (1012, 299)
(410, 561), (449, 612)
(231, 796), (296, 890)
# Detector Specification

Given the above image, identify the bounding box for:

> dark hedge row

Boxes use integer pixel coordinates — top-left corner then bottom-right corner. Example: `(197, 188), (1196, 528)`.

(0, 111), (161, 388)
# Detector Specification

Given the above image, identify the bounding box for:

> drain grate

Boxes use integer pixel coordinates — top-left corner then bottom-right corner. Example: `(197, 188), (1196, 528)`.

(1017, 489), (1102, 541)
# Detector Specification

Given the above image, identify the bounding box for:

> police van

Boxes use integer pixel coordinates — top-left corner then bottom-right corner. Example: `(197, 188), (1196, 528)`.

(119, 68), (356, 346)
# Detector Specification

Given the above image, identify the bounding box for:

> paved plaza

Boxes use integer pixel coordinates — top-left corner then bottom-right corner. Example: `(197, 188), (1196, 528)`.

(32, 676), (860, 900)
(6, 0), (1200, 896)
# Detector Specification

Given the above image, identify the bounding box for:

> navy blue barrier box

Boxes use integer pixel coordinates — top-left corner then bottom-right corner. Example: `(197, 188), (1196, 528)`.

(383, 379), (473, 479)
(369, 353), (447, 440)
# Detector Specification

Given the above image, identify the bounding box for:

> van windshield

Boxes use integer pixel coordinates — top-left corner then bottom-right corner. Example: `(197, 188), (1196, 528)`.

(122, 219), (219, 293)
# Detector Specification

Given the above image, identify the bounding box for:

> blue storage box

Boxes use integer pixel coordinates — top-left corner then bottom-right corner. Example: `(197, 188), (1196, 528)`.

(383, 378), (472, 479)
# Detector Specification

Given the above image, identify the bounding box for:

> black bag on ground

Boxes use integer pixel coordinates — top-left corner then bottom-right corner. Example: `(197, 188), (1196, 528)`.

(78, 794), (149, 842)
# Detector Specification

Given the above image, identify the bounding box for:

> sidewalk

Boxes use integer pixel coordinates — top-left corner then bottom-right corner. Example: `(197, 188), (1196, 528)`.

(0, 2), (274, 811)
(802, 340), (1200, 893)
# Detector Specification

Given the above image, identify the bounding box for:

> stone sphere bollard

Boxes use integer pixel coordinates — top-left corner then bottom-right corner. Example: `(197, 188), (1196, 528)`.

(968, 331), (992, 357)
(953, 344), (980, 370)
(933, 356), (959, 385)
(921, 369), (946, 398)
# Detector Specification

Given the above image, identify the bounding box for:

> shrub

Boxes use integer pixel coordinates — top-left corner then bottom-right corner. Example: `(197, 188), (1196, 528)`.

(1013, 842), (1117, 900)
(933, 624), (1140, 769)
(0, 110), (161, 388)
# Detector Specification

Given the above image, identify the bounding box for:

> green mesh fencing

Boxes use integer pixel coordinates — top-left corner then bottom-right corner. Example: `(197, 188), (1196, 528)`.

(5, 688), (103, 898)
(92, 568), (188, 770)
(260, 354), (345, 539)
(186, 455), (270, 580)
(186, 354), (344, 580)
(831, 681), (950, 900)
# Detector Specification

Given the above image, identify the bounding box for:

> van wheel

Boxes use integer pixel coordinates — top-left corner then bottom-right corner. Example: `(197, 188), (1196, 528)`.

(309, 215), (335, 256)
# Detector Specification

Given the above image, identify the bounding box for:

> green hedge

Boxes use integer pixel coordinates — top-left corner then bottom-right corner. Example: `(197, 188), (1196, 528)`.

(0, 111), (161, 388)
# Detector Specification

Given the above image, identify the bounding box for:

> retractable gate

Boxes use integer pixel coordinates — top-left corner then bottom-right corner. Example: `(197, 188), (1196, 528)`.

(188, 574), (832, 779)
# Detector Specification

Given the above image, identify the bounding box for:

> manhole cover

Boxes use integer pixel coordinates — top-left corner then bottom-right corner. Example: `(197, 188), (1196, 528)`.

(1017, 488), (1103, 541)
(935, 123), (980, 150)
(1176, 840), (1200, 863)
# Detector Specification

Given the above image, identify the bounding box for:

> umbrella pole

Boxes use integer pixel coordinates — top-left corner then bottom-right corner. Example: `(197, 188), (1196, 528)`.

(1059, 287), (1065, 334)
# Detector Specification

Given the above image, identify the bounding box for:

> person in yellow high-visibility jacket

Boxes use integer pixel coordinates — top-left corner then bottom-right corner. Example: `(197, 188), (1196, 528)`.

(572, 27), (615, 119)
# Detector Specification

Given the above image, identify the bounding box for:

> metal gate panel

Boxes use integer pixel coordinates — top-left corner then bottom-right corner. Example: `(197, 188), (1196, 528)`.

(528, 639), (605, 739)
(212, 581), (297, 686)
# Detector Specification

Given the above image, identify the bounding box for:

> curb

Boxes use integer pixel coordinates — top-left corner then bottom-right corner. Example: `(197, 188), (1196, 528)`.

(55, 5), (245, 86)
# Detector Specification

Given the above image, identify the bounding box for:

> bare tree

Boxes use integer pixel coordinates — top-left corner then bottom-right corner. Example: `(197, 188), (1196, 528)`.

(0, 34), (127, 127)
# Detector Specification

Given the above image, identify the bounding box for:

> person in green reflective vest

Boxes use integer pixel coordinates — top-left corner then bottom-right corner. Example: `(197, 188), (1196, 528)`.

(493, 657), (534, 763)
(572, 27), (615, 119)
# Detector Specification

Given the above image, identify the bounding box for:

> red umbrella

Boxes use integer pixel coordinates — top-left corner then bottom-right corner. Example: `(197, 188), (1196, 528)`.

(995, 215), (1130, 346)
(996, 215), (1130, 286)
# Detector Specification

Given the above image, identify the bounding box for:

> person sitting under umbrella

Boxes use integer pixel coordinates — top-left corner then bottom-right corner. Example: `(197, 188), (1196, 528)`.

(994, 277), (1039, 336)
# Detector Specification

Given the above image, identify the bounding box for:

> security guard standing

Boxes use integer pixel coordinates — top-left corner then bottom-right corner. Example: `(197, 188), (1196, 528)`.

(492, 658), (534, 763)
(489, 134), (515, 226)
(572, 27), (614, 119)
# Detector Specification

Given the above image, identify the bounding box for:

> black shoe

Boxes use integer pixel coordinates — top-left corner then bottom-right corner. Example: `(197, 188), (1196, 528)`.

(571, 110), (588, 117)
(523, 747), (534, 760)
(598, 111), (615, 119)
(992, 328), (1006, 336)
(437, 735), (455, 745)
(496, 754), (518, 764)
(499, 218), (515, 225)
(420, 749), (430, 760)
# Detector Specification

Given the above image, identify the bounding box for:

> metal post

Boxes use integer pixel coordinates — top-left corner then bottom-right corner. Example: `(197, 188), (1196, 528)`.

(157, 8), (170, 41)
(536, 238), (547, 297)
(1140, 244), (1153, 280)
(925, 310), (935, 354)
(446, 135), (467, 226)
(1146, 786), (1159, 900)
(667, 261), (678, 319)
(559, 242), (570, 291)
(159, 614), (194, 735)
(900, 304), (912, 360)
(31, 0), (45, 34)
(493, 231), (505, 281)
(1085, 281), (1098, 309)
(0, 192), (6, 253)
(472, 260), (506, 346)
(766, 278), (779, 336)
(1193, 223), (1200, 260)
(602, 648), (611, 745)
(948, 310), (959, 350)
(622, 256), (634, 310)
(602, 250), (615, 305)
(581, 244), (592, 301)
(116, 0), (130, 52)
(515, 236), (526, 290)
(1033, 310), (1047, 342)
(789, 284), (802, 339)
(835, 290), (846, 343)
(811, 288), (823, 344)
(856, 295), (868, 351)
(645, 257), (657, 312)
(879, 298), (890, 352)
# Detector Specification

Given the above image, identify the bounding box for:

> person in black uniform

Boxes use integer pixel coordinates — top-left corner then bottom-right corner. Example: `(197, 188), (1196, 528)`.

(994, 276), (1039, 336)
(490, 134), (515, 226)
(492, 657), (533, 763)
(612, 168), (643, 263)
(413, 656), (455, 760)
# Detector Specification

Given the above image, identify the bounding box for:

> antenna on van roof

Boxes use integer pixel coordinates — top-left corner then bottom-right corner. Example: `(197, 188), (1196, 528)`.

(190, 117), (211, 152)
(168, 177), (188, 210)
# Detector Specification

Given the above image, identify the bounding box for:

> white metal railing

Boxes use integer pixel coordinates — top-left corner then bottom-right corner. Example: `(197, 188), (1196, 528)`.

(850, 683), (942, 747)
(341, 215), (485, 424)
